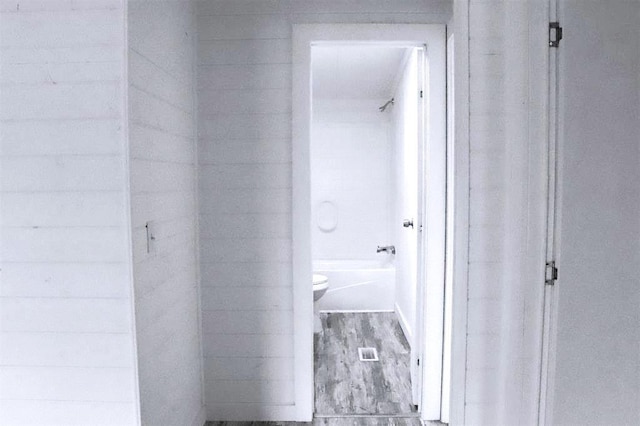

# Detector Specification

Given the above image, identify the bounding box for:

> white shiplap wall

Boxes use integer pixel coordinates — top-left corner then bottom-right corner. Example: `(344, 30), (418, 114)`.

(127, 1), (204, 425)
(196, 0), (452, 420)
(465, 1), (548, 424)
(0, 1), (140, 425)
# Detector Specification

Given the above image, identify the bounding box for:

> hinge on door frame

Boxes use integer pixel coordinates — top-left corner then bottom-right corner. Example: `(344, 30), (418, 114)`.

(549, 22), (563, 47)
(545, 261), (558, 285)
(419, 90), (423, 98)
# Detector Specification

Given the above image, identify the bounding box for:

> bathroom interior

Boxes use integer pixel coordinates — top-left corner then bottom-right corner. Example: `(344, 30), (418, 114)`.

(310, 44), (424, 417)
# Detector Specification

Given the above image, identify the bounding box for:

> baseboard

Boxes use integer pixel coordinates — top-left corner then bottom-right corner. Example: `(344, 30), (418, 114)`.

(190, 405), (207, 426)
(319, 309), (395, 313)
(206, 403), (297, 421)
(395, 302), (413, 348)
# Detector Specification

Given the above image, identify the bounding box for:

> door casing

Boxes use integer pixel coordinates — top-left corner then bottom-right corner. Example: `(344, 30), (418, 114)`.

(292, 23), (449, 421)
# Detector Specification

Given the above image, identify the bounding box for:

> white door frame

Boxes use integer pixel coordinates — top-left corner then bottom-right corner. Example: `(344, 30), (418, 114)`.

(449, 3), (471, 423)
(539, 0), (562, 422)
(292, 24), (448, 422)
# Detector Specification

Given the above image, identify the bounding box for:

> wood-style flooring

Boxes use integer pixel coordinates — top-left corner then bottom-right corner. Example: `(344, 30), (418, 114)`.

(206, 313), (416, 426)
(314, 313), (414, 415)
(206, 418), (421, 425)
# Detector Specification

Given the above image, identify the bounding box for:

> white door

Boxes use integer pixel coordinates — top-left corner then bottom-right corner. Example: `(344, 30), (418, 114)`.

(540, 1), (640, 424)
(440, 31), (455, 424)
(398, 43), (447, 419)
(413, 46), (426, 409)
(391, 45), (429, 410)
(391, 46), (422, 407)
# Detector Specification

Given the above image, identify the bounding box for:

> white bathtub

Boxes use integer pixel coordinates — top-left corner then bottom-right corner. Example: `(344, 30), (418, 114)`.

(313, 260), (395, 311)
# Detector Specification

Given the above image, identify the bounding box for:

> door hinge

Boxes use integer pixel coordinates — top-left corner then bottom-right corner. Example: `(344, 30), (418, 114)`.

(545, 261), (558, 285)
(419, 90), (423, 98)
(549, 22), (563, 47)
(417, 358), (420, 366)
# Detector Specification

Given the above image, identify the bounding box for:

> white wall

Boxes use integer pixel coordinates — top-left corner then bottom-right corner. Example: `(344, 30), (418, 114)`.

(392, 50), (419, 346)
(0, 1), (140, 424)
(127, 1), (204, 426)
(311, 98), (392, 262)
(551, 1), (640, 424)
(196, 0), (452, 420)
(462, 1), (549, 423)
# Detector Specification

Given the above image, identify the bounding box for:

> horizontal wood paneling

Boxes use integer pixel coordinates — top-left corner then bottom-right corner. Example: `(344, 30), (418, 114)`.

(0, 400), (136, 426)
(196, 0), (452, 417)
(127, 1), (203, 425)
(0, 2), (136, 424)
(0, 332), (134, 368)
(205, 380), (295, 405)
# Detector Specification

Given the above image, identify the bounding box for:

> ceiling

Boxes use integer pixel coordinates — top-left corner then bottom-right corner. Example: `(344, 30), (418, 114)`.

(311, 45), (408, 100)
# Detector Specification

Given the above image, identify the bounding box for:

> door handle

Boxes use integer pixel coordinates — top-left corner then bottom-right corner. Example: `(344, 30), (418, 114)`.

(403, 219), (414, 228)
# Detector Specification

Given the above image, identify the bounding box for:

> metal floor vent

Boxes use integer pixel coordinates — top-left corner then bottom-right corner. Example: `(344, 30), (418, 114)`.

(358, 347), (379, 362)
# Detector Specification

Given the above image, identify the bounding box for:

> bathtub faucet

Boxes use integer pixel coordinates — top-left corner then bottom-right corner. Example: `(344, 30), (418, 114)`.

(376, 245), (396, 255)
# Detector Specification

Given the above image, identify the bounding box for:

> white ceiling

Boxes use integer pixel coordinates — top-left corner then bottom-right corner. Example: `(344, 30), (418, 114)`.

(311, 45), (408, 100)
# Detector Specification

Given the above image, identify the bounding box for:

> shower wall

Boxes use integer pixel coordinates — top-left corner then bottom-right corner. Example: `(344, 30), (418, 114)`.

(311, 98), (393, 261)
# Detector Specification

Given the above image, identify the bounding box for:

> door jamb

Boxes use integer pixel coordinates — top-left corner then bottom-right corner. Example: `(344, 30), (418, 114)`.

(292, 24), (452, 422)
(448, 3), (471, 423)
(538, 0), (563, 423)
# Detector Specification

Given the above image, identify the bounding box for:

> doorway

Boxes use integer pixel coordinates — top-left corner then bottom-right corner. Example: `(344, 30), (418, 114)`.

(292, 24), (447, 422)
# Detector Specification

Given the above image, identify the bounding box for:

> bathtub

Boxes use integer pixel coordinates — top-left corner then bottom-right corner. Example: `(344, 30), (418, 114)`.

(313, 260), (395, 311)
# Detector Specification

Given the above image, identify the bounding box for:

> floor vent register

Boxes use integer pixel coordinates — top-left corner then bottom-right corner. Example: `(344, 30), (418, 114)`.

(358, 347), (379, 362)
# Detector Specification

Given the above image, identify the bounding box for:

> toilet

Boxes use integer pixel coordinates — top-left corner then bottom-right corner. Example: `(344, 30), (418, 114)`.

(313, 274), (329, 301)
(312, 274), (329, 333)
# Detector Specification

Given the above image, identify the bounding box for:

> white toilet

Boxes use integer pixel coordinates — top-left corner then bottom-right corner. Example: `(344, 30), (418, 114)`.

(313, 274), (329, 301)
(312, 274), (329, 333)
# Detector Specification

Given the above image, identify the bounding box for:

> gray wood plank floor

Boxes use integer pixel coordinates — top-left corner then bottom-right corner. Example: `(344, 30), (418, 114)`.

(206, 313), (417, 426)
(314, 313), (415, 415)
(206, 418), (421, 425)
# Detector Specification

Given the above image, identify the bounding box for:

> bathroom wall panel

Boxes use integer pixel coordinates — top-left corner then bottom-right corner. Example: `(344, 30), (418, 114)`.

(311, 98), (392, 262)
(196, 0), (453, 420)
(127, 1), (204, 426)
(0, 2), (138, 424)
